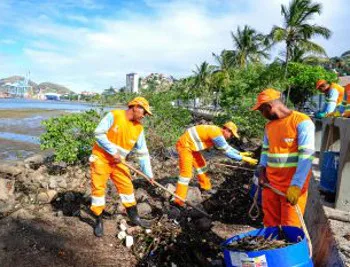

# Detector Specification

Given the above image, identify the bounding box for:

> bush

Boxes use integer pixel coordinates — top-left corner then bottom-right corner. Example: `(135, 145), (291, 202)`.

(141, 90), (192, 156)
(287, 62), (338, 109)
(40, 110), (101, 163)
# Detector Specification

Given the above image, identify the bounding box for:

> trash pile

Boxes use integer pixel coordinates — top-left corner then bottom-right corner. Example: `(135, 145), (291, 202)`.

(223, 234), (296, 252)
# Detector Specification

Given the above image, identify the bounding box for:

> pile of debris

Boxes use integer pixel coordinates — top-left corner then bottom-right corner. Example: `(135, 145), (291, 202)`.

(223, 235), (295, 252)
(0, 149), (262, 266)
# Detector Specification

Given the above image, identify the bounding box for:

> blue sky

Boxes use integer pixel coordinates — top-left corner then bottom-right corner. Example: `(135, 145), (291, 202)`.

(0, 0), (349, 92)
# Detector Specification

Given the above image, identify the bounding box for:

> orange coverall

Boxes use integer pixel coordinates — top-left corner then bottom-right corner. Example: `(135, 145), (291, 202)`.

(174, 125), (242, 206)
(90, 110), (152, 216)
(260, 111), (315, 227)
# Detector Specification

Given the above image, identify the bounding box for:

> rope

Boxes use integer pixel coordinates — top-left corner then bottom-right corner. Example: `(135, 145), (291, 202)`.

(248, 185), (260, 220)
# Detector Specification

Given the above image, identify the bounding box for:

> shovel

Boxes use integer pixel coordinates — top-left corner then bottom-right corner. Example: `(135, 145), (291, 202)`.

(122, 161), (211, 218)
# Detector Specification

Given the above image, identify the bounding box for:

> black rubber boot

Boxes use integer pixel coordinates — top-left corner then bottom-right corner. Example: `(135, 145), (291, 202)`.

(126, 206), (151, 228)
(94, 214), (104, 237)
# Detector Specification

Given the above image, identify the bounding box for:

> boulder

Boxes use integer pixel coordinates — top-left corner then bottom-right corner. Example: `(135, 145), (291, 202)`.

(135, 188), (149, 202)
(37, 190), (57, 204)
(24, 154), (45, 166)
(187, 187), (203, 204)
(137, 202), (152, 218)
(0, 178), (15, 201)
(0, 164), (22, 177)
(10, 208), (35, 220)
(162, 183), (176, 199)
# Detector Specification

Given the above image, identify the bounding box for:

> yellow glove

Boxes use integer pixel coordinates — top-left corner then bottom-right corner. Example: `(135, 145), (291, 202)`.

(343, 111), (350, 118)
(240, 151), (254, 157)
(242, 156), (258, 165)
(286, 185), (301, 205)
(326, 111), (341, 117)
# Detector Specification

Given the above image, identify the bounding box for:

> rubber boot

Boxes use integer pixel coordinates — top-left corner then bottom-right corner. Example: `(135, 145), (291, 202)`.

(94, 214), (104, 237)
(126, 206), (151, 228)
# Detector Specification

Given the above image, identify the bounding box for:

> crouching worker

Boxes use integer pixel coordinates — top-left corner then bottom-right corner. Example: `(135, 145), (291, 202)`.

(90, 97), (154, 237)
(174, 122), (258, 206)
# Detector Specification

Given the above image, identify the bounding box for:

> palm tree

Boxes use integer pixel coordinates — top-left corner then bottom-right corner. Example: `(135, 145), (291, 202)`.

(212, 50), (237, 71)
(231, 25), (270, 67)
(271, 0), (331, 74)
(270, 0), (331, 103)
(192, 61), (215, 108)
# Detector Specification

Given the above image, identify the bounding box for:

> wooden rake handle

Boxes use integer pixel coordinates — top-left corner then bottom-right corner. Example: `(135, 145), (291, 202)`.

(122, 161), (211, 218)
(262, 183), (313, 258)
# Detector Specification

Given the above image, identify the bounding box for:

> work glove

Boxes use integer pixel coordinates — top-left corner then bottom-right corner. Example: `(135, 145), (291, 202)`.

(326, 111), (341, 118)
(240, 151), (254, 157)
(242, 156), (258, 166)
(286, 185), (301, 205)
(343, 111), (350, 118)
(315, 112), (326, 119)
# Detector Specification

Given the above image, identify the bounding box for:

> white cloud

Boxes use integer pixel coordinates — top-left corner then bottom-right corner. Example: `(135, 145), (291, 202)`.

(0, 39), (16, 44)
(1, 0), (349, 93)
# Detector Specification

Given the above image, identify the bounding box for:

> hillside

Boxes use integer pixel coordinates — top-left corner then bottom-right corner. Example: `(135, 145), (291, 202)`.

(0, 76), (75, 94)
(37, 82), (74, 95)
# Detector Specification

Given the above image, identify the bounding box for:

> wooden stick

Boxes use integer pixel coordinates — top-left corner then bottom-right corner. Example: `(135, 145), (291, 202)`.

(213, 162), (255, 172)
(262, 183), (313, 258)
(122, 161), (211, 218)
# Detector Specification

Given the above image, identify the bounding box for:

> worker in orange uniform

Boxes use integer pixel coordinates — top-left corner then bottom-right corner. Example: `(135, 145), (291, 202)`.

(315, 79), (345, 118)
(252, 89), (315, 227)
(173, 122), (258, 206)
(89, 97), (154, 237)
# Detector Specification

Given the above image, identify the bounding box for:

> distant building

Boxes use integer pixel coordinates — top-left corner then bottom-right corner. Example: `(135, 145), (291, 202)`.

(126, 73), (139, 93)
(44, 93), (61, 101)
(4, 79), (32, 98)
(81, 91), (98, 96)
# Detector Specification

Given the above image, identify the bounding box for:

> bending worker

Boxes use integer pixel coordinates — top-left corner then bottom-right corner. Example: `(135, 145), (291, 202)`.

(315, 79), (345, 118)
(174, 122), (258, 206)
(252, 88), (315, 227)
(89, 97), (154, 237)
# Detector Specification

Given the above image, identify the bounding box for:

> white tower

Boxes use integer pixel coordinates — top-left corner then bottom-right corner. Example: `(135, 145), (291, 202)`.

(126, 73), (139, 93)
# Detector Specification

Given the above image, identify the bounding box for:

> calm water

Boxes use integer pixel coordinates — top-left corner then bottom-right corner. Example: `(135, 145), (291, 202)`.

(0, 98), (100, 161)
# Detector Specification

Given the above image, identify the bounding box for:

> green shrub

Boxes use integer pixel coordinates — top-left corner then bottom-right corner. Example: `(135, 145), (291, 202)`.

(287, 62), (338, 109)
(40, 109), (101, 163)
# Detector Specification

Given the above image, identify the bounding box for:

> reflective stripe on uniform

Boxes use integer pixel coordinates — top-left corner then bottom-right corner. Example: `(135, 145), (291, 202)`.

(188, 127), (204, 151)
(196, 166), (208, 175)
(178, 176), (191, 185)
(120, 193), (136, 203)
(267, 152), (299, 168)
(91, 195), (106, 206)
(116, 145), (130, 158)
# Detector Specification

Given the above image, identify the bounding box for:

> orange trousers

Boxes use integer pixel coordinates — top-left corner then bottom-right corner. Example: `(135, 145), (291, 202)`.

(262, 187), (308, 227)
(174, 142), (211, 206)
(90, 154), (136, 216)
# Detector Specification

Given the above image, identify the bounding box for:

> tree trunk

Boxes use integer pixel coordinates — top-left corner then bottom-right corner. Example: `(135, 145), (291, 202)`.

(285, 45), (291, 105)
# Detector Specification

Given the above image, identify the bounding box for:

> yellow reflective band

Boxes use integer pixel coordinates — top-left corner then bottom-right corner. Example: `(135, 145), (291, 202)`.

(267, 162), (298, 168)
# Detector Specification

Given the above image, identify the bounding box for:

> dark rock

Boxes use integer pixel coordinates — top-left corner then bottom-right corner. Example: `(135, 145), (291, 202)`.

(137, 202), (152, 218)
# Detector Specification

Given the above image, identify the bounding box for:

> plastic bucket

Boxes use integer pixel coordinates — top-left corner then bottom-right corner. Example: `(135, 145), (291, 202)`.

(222, 226), (313, 267)
(249, 171), (262, 205)
(320, 151), (340, 193)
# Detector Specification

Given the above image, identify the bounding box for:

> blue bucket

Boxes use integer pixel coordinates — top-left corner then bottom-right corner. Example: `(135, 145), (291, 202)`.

(320, 151), (340, 193)
(222, 226), (313, 267)
(249, 171), (262, 205)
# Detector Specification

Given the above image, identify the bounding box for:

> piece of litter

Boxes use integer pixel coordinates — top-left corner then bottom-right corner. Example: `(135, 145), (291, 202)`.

(117, 231), (127, 240)
(145, 229), (152, 234)
(120, 223), (127, 231)
(126, 235), (134, 248)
